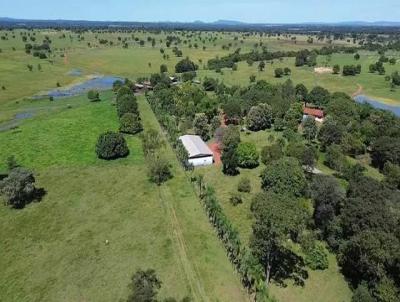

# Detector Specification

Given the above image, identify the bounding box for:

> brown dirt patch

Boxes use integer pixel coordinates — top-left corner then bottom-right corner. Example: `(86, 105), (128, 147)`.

(208, 143), (222, 166)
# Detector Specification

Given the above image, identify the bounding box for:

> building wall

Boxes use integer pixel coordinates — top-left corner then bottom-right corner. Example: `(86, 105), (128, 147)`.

(189, 156), (213, 167)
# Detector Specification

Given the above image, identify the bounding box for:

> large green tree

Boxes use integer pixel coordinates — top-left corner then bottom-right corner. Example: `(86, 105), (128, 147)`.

(260, 157), (306, 197)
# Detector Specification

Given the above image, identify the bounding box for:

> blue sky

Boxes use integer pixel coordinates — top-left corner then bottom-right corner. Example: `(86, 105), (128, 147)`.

(1, 0), (400, 23)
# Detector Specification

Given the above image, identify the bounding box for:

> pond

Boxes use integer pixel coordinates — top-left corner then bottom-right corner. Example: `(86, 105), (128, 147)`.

(43, 76), (123, 99)
(0, 111), (35, 132)
(354, 95), (400, 117)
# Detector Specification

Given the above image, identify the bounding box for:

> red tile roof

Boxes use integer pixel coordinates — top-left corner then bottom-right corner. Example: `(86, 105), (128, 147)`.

(303, 107), (324, 119)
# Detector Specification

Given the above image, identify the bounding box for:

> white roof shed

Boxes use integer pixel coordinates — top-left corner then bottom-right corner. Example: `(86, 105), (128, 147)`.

(179, 135), (213, 159)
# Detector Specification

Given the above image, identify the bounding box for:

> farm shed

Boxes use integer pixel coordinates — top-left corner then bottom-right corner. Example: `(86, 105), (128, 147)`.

(179, 135), (214, 167)
(303, 107), (325, 123)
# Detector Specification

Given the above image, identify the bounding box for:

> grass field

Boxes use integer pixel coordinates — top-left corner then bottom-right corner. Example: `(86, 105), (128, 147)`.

(0, 29), (373, 108)
(0, 93), (248, 302)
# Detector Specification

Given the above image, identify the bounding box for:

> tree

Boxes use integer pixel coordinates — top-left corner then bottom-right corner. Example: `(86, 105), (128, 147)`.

(221, 125), (241, 150)
(383, 162), (400, 190)
(333, 64), (340, 74)
(96, 132), (129, 160)
(318, 118), (344, 150)
(392, 71), (400, 86)
(309, 175), (344, 238)
(352, 283), (375, 302)
(284, 67), (291, 75)
(249, 75), (256, 83)
(175, 57), (197, 73)
(258, 61), (266, 72)
(308, 86), (331, 106)
(371, 137), (400, 170)
(325, 144), (346, 172)
(354, 53), (360, 60)
(302, 145), (318, 172)
(295, 84), (308, 101)
(141, 129), (165, 156)
(221, 145), (239, 176)
(119, 113), (143, 135)
(261, 143), (283, 165)
(246, 103), (273, 131)
(250, 192), (308, 285)
(236, 142), (259, 168)
(147, 154), (172, 185)
(303, 116), (317, 141)
(117, 94), (139, 118)
(0, 167), (38, 209)
(274, 68), (284, 78)
(160, 64), (168, 73)
(284, 102), (303, 131)
(127, 269), (161, 302)
(222, 100), (242, 125)
(193, 113), (210, 141)
(260, 157), (306, 197)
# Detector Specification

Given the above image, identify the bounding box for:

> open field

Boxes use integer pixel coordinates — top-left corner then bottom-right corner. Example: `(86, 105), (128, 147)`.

(0, 29), (377, 108)
(0, 93), (248, 302)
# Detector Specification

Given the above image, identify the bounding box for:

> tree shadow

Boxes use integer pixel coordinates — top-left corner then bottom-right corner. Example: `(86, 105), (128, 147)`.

(272, 248), (309, 288)
(12, 187), (47, 210)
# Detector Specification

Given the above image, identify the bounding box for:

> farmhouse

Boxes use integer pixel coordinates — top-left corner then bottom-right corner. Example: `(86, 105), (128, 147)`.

(179, 135), (214, 167)
(303, 107), (325, 123)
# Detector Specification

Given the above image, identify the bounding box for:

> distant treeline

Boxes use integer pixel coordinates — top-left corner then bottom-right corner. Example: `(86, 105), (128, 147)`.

(207, 45), (359, 70)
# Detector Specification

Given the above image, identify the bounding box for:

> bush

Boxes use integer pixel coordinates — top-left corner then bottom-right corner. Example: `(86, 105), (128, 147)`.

(87, 89), (100, 102)
(238, 177), (251, 193)
(229, 192), (243, 206)
(261, 143), (283, 165)
(119, 113), (143, 135)
(305, 243), (329, 270)
(95, 131), (129, 160)
(147, 154), (173, 185)
(0, 167), (37, 209)
(236, 142), (259, 168)
(116, 94), (138, 118)
(175, 57), (197, 73)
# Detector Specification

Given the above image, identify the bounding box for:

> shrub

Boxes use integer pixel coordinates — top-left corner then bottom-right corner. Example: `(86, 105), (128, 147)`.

(261, 143), (283, 165)
(95, 131), (129, 160)
(147, 154), (173, 185)
(305, 243), (329, 270)
(274, 68), (284, 78)
(175, 57), (197, 73)
(238, 177), (251, 193)
(116, 94), (138, 117)
(229, 192), (243, 206)
(236, 142), (259, 168)
(87, 89), (100, 102)
(119, 113), (143, 135)
(0, 167), (37, 209)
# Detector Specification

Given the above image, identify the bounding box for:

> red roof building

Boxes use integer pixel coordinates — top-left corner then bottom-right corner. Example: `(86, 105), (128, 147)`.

(303, 107), (324, 119)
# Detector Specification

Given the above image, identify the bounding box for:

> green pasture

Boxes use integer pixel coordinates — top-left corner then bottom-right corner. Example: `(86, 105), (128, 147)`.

(0, 94), (248, 302)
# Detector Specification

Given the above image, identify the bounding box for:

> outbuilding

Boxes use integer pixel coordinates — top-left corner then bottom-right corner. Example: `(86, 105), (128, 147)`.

(303, 107), (325, 123)
(179, 135), (214, 167)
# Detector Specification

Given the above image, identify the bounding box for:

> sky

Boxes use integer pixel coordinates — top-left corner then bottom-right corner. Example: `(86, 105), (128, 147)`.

(1, 0), (400, 23)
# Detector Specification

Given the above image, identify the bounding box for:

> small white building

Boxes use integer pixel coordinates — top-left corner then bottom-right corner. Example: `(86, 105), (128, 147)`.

(179, 135), (214, 167)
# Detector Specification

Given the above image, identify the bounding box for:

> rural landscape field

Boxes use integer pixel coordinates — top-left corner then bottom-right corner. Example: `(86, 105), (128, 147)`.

(1, 1), (400, 302)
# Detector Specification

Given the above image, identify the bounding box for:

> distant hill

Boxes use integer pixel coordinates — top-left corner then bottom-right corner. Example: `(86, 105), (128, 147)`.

(1, 17), (400, 29)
